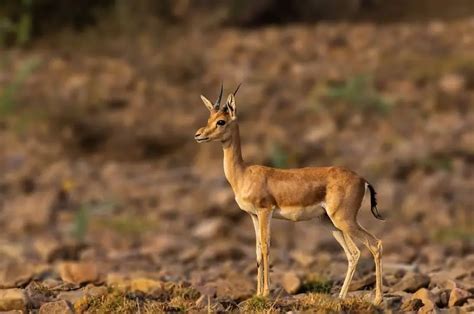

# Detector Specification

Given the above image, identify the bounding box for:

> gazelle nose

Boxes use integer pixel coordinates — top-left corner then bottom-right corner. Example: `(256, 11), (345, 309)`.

(194, 133), (201, 138)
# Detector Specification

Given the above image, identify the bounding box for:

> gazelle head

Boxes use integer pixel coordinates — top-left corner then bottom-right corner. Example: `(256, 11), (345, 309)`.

(195, 84), (240, 143)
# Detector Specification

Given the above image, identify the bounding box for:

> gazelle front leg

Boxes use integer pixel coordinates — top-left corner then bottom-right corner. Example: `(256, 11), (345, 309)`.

(250, 214), (263, 295)
(257, 209), (272, 297)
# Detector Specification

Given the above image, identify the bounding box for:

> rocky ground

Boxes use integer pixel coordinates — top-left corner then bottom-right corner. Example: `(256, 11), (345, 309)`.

(1, 14), (473, 313)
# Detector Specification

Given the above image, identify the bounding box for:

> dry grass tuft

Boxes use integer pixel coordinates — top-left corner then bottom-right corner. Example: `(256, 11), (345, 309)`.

(287, 293), (380, 313)
(77, 283), (201, 313)
(239, 295), (272, 313)
(299, 274), (333, 294)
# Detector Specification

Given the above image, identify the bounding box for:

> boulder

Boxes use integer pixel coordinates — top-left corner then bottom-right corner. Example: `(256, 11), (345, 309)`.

(282, 272), (301, 294)
(0, 261), (34, 288)
(349, 273), (375, 291)
(130, 278), (164, 294)
(58, 262), (99, 285)
(39, 300), (73, 314)
(0, 289), (27, 311)
(449, 287), (472, 307)
(390, 272), (430, 292)
(411, 288), (438, 313)
(56, 290), (86, 306)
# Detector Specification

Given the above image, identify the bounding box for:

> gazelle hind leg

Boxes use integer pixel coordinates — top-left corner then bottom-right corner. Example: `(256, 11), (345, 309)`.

(345, 224), (383, 305)
(332, 230), (360, 299)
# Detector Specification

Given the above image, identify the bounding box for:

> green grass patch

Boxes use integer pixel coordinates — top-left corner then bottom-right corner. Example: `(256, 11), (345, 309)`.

(96, 214), (159, 237)
(432, 225), (474, 243)
(240, 295), (272, 313)
(326, 74), (392, 115)
(299, 274), (333, 294)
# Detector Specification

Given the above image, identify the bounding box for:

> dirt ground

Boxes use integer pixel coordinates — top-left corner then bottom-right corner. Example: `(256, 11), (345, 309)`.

(1, 12), (473, 313)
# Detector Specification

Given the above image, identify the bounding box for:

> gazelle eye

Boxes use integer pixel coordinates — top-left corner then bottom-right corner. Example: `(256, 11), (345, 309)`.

(216, 120), (226, 126)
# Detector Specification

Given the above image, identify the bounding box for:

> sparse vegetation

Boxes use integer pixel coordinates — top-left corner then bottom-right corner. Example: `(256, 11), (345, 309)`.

(288, 293), (379, 313)
(298, 274), (333, 294)
(326, 74), (392, 115)
(78, 284), (201, 313)
(0, 55), (41, 117)
(240, 295), (272, 312)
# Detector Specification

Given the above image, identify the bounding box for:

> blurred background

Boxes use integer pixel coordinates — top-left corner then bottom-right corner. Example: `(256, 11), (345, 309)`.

(0, 0), (473, 312)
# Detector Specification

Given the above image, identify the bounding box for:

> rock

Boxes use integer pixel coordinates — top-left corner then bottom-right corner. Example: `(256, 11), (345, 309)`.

(439, 73), (465, 94)
(130, 278), (164, 294)
(214, 272), (253, 301)
(58, 262), (99, 285)
(42, 279), (63, 290)
(106, 273), (130, 291)
(39, 300), (73, 314)
(382, 294), (403, 310)
(349, 273), (375, 291)
(449, 287), (472, 307)
(282, 272), (301, 294)
(289, 250), (315, 267)
(84, 285), (108, 297)
(411, 288), (438, 313)
(57, 290), (85, 306)
(0, 260), (34, 288)
(401, 298), (424, 312)
(4, 190), (57, 232)
(192, 218), (226, 240)
(25, 282), (56, 308)
(199, 241), (245, 263)
(390, 272), (430, 292)
(0, 289), (27, 311)
(439, 289), (450, 307)
(461, 298), (474, 312)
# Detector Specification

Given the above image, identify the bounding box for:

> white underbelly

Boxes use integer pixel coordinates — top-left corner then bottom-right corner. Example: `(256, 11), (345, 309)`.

(235, 196), (326, 222)
(273, 203), (326, 221)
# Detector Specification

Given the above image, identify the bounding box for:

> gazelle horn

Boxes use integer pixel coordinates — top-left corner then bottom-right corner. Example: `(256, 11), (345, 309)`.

(214, 83), (223, 110)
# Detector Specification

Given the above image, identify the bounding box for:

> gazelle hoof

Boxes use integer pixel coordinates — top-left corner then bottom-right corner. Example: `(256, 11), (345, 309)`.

(373, 296), (383, 306)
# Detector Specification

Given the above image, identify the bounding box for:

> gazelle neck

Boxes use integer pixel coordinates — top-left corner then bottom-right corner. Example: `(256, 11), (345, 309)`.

(222, 123), (245, 191)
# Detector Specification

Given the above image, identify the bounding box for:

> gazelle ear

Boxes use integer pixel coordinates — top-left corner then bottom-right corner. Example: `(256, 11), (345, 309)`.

(200, 95), (214, 111)
(225, 93), (237, 120)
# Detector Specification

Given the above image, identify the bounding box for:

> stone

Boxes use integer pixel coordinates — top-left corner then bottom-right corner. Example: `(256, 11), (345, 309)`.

(199, 241), (245, 263)
(130, 278), (164, 294)
(401, 298), (424, 312)
(411, 288), (438, 313)
(439, 73), (465, 94)
(382, 294), (403, 310)
(39, 300), (73, 314)
(449, 287), (472, 307)
(214, 272), (253, 301)
(106, 273), (130, 291)
(461, 298), (474, 312)
(57, 290), (85, 307)
(349, 273), (375, 291)
(0, 260), (34, 288)
(58, 262), (99, 285)
(282, 272), (301, 294)
(289, 250), (315, 268)
(85, 285), (108, 297)
(4, 190), (57, 232)
(25, 282), (55, 308)
(390, 272), (430, 292)
(0, 289), (27, 311)
(192, 218), (226, 240)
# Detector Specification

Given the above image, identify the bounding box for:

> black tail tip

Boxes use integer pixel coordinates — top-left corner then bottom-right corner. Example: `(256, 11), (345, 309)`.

(367, 183), (385, 220)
